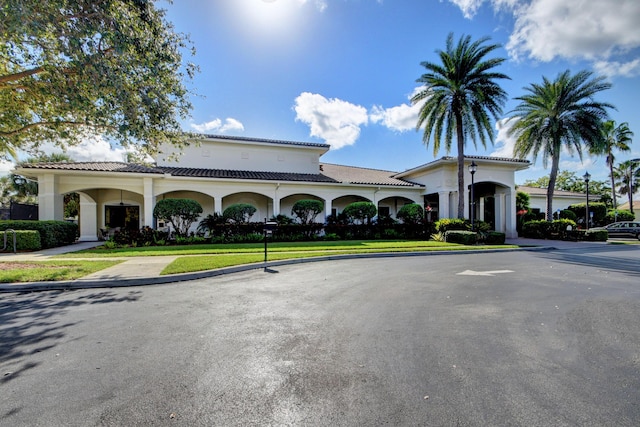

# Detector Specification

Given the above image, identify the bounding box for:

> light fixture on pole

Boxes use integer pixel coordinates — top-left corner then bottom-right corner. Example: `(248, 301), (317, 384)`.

(468, 161), (478, 232)
(583, 171), (591, 230)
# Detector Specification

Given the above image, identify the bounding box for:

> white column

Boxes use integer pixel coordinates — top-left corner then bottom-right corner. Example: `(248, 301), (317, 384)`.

(78, 193), (98, 241)
(143, 178), (155, 227)
(505, 190), (517, 238)
(273, 185), (281, 216)
(479, 197), (485, 222)
(438, 191), (450, 219)
(325, 198), (333, 219)
(495, 193), (505, 234)
(213, 196), (222, 214)
(38, 174), (64, 220)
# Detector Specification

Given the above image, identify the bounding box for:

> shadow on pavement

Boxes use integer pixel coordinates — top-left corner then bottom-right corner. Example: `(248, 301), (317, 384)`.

(0, 290), (142, 384)
(536, 245), (640, 277)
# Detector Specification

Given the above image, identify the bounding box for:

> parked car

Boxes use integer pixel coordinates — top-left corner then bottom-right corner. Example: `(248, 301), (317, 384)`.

(593, 222), (640, 239)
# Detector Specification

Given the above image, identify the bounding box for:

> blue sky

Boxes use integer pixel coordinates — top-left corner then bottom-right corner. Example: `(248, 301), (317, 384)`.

(5, 0), (640, 185)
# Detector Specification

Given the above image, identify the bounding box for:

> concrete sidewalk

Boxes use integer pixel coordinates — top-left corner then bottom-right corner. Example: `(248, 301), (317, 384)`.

(0, 238), (611, 293)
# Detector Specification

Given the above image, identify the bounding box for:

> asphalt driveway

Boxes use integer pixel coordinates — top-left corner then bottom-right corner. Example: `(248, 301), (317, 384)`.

(1, 245), (639, 426)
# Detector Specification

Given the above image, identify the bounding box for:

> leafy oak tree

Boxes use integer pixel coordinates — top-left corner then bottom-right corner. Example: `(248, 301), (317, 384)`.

(0, 0), (197, 159)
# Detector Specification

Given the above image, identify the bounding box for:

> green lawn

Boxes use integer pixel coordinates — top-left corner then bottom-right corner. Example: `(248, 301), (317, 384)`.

(0, 260), (123, 283)
(59, 240), (479, 258)
(159, 242), (517, 275)
(39, 239), (518, 279)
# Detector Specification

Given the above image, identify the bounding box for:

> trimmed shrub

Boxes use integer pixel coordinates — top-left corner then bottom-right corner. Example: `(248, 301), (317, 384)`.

(396, 203), (424, 225)
(343, 202), (377, 225)
(153, 198), (203, 236)
(584, 229), (608, 242)
(435, 218), (469, 233)
(1, 230), (41, 251)
(522, 219), (577, 240)
(567, 202), (607, 226)
(0, 220), (77, 248)
(604, 209), (635, 224)
(483, 231), (506, 245)
(559, 209), (577, 221)
(223, 203), (257, 224)
(291, 199), (324, 225)
(445, 230), (478, 245)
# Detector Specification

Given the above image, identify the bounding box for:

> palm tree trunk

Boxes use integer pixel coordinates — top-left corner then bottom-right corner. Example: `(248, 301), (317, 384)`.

(546, 149), (560, 221)
(609, 162), (617, 213)
(456, 115), (465, 219)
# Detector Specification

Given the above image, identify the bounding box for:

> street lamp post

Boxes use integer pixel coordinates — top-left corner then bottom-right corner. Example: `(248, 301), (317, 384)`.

(469, 161), (477, 232)
(583, 171), (591, 229)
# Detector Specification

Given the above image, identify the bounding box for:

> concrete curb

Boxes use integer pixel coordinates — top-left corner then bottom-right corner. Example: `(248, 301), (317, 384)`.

(0, 246), (554, 293)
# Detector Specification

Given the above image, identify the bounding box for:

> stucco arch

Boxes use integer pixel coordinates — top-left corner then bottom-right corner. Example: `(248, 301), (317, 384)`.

(222, 192), (273, 222)
(279, 193), (325, 221)
(468, 180), (514, 236)
(377, 196), (416, 218)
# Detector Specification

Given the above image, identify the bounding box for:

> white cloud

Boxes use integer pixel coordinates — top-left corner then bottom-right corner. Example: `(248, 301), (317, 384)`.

(370, 86), (425, 132)
(507, 0), (640, 62)
(490, 118), (518, 158)
(446, 0), (518, 19)
(448, 0), (640, 76)
(294, 92), (369, 149)
(39, 135), (129, 162)
(370, 103), (420, 132)
(190, 118), (245, 134)
(593, 59), (640, 78)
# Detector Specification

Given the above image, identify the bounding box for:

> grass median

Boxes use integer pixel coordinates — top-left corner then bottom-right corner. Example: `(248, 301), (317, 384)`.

(0, 260), (123, 283)
(44, 240), (517, 278)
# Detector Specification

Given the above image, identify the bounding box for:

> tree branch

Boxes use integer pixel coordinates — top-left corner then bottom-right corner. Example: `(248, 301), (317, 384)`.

(0, 120), (116, 137)
(0, 67), (44, 84)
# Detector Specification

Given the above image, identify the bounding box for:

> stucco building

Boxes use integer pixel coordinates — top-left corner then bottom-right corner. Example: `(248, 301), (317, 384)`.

(15, 134), (530, 240)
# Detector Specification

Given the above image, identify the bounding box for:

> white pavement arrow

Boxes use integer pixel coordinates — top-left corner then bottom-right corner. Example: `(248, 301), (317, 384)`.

(456, 270), (514, 277)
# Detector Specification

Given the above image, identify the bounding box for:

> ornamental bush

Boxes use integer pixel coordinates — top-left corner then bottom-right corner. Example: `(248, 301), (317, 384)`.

(291, 199), (324, 225)
(584, 229), (608, 242)
(435, 218), (469, 233)
(223, 203), (256, 224)
(604, 209), (635, 224)
(153, 198), (203, 236)
(0, 220), (77, 248)
(444, 230), (477, 245)
(483, 231), (506, 245)
(396, 203), (424, 225)
(0, 230), (41, 251)
(343, 201), (377, 225)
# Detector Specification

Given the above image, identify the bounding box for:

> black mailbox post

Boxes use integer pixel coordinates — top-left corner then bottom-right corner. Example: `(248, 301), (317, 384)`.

(263, 219), (278, 263)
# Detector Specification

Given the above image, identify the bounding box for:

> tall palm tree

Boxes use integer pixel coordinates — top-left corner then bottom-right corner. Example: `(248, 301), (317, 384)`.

(411, 33), (509, 219)
(613, 159), (640, 214)
(591, 120), (633, 213)
(507, 70), (612, 221)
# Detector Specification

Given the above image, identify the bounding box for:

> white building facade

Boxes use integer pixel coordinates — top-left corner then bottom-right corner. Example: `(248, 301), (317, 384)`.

(15, 135), (530, 240)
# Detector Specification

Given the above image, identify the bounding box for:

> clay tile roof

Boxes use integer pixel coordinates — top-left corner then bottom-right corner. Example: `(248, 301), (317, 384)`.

(200, 134), (330, 149)
(18, 162), (163, 174)
(320, 163), (422, 187)
(17, 161), (422, 187)
(158, 167), (338, 183)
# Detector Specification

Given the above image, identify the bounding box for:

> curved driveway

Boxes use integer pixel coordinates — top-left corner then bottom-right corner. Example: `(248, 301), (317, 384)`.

(2, 245), (640, 426)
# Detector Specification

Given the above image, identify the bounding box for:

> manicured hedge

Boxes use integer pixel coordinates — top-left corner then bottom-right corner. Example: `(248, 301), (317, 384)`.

(445, 230), (478, 245)
(483, 231), (506, 245)
(0, 220), (78, 248)
(1, 230), (42, 251)
(583, 229), (608, 242)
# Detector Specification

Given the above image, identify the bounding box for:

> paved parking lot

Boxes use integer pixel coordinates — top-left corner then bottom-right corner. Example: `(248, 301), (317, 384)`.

(1, 245), (639, 426)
